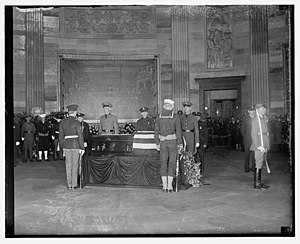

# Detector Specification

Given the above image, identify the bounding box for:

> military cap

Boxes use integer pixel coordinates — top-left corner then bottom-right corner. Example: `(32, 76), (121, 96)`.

(182, 101), (193, 107)
(103, 102), (112, 108)
(163, 99), (174, 105)
(39, 113), (46, 118)
(140, 107), (149, 112)
(255, 103), (267, 109)
(24, 114), (31, 118)
(247, 106), (255, 112)
(77, 112), (85, 117)
(66, 104), (78, 112)
(192, 111), (201, 117)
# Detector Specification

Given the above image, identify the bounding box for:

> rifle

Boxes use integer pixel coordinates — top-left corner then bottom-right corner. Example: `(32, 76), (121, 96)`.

(175, 150), (180, 192)
(78, 152), (83, 189)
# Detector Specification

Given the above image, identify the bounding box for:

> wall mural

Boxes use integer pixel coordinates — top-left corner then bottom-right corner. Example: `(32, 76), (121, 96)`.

(206, 13), (233, 70)
(60, 7), (156, 38)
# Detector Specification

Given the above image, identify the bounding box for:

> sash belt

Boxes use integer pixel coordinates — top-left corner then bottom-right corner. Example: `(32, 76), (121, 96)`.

(159, 134), (177, 141)
(182, 130), (194, 132)
(65, 135), (78, 139)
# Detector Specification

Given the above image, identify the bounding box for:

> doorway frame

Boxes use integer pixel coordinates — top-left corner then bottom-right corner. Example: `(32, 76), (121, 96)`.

(195, 75), (245, 116)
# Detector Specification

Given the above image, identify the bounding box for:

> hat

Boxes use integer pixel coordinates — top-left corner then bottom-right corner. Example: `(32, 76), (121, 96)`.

(163, 99), (174, 105)
(255, 103), (267, 109)
(77, 112), (85, 117)
(140, 107), (149, 112)
(24, 114), (31, 118)
(103, 102), (112, 108)
(247, 106), (255, 112)
(66, 104), (78, 112)
(192, 111), (201, 117)
(182, 101), (193, 107)
(39, 113), (46, 118)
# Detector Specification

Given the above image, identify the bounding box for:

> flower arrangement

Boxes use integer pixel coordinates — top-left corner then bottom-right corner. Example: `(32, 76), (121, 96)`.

(123, 122), (136, 134)
(181, 150), (203, 187)
(89, 125), (99, 135)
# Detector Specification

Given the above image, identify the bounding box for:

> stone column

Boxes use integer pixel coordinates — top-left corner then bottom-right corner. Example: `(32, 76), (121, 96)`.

(250, 12), (269, 107)
(171, 9), (189, 111)
(25, 9), (44, 112)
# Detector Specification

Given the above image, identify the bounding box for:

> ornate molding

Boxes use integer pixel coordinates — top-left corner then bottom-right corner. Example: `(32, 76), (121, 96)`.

(59, 7), (156, 38)
(59, 53), (157, 60)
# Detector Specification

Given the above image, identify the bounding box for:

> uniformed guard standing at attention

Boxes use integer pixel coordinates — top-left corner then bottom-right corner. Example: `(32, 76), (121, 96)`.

(21, 114), (36, 162)
(14, 115), (21, 167)
(250, 103), (270, 190)
(193, 112), (208, 172)
(36, 114), (51, 161)
(51, 113), (64, 161)
(180, 102), (199, 154)
(154, 99), (183, 193)
(99, 102), (119, 135)
(77, 113), (90, 150)
(136, 107), (155, 131)
(59, 104), (85, 190)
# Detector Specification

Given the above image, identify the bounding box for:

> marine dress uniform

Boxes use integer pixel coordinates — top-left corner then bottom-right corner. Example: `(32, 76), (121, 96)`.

(250, 104), (270, 190)
(154, 99), (183, 193)
(180, 102), (199, 154)
(99, 102), (119, 135)
(59, 104), (84, 190)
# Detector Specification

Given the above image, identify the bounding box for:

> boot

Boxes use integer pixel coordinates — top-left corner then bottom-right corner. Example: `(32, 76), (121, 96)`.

(161, 176), (167, 193)
(258, 169), (269, 189)
(253, 168), (259, 189)
(167, 176), (173, 193)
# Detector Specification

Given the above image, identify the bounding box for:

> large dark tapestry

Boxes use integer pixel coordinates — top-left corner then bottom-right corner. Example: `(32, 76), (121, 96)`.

(60, 7), (156, 38)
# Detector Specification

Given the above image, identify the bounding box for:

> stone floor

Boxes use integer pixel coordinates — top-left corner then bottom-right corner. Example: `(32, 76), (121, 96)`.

(13, 149), (294, 236)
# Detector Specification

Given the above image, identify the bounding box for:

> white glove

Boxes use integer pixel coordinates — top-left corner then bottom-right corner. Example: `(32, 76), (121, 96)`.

(16, 141), (20, 146)
(203, 144), (207, 148)
(84, 142), (87, 147)
(196, 142), (200, 148)
(21, 137), (24, 141)
(257, 146), (266, 153)
(177, 144), (183, 153)
(63, 149), (66, 157)
(79, 149), (85, 155)
(156, 144), (160, 151)
(51, 135), (55, 140)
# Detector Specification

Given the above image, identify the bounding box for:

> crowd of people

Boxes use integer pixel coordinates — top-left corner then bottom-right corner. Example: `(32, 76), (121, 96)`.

(13, 100), (289, 192)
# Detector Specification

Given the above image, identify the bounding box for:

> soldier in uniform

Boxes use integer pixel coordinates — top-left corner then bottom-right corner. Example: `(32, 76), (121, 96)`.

(36, 114), (51, 161)
(180, 102), (199, 154)
(21, 114), (36, 162)
(250, 104), (270, 190)
(14, 115), (21, 167)
(136, 107), (155, 131)
(154, 99), (183, 193)
(99, 102), (119, 135)
(51, 113), (64, 160)
(241, 106), (256, 172)
(193, 112), (208, 172)
(77, 113), (90, 150)
(59, 104), (85, 190)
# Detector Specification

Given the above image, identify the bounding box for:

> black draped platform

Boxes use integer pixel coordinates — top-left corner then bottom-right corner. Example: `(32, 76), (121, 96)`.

(82, 135), (163, 188)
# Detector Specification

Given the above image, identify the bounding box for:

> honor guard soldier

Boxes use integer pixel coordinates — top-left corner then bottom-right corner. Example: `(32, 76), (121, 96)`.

(21, 114), (36, 162)
(154, 99), (183, 193)
(180, 102), (200, 154)
(59, 104), (85, 190)
(193, 112), (208, 172)
(77, 113), (90, 149)
(250, 104), (270, 190)
(136, 107), (155, 131)
(241, 106), (256, 172)
(51, 113), (64, 160)
(14, 115), (21, 166)
(36, 114), (51, 161)
(99, 102), (119, 135)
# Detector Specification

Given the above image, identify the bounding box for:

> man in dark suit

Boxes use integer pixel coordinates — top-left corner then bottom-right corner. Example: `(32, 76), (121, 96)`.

(14, 115), (21, 167)
(59, 104), (85, 190)
(51, 113), (64, 160)
(36, 114), (51, 161)
(136, 107), (155, 132)
(77, 112), (90, 150)
(241, 107), (255, 172)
